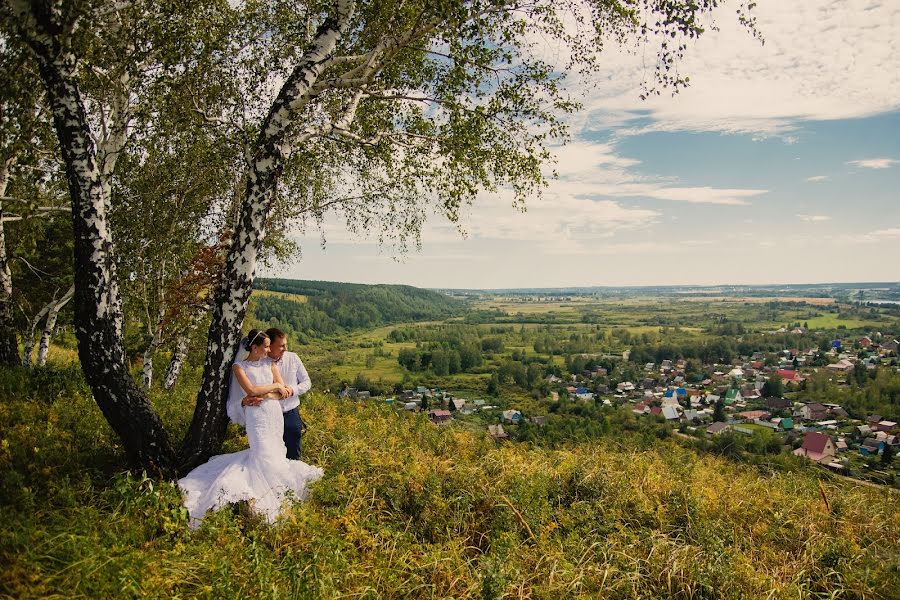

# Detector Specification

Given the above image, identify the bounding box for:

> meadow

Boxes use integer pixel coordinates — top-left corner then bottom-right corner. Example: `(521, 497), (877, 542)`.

(1, 361), (898, 598)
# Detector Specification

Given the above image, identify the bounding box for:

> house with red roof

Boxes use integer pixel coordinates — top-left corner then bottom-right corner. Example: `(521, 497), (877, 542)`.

(793, 432), (836, 463)
(736, 410), (770, 422)
(632, 402), (650, 416)
(776, 369), (803, 383)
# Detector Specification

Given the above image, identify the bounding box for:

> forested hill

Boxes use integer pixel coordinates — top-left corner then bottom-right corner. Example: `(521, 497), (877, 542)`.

(253, 278), (466, 339)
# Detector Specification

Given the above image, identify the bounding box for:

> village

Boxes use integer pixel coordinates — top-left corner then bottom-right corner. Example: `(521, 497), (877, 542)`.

(341, 330), (899, 485)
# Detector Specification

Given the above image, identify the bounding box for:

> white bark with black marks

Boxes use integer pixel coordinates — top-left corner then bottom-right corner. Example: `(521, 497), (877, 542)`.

(0, 158), (19, 365)
(36, 283), (73, 366)
(141, 320), (162, 389)
(14, 3), (177, 476)
(162, 335), (188, 390)
(22, 299), (50, 369)
(178, 0), (356, 471)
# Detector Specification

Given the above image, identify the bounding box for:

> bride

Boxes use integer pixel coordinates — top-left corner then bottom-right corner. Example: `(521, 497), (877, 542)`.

(178, 329), (323, 525)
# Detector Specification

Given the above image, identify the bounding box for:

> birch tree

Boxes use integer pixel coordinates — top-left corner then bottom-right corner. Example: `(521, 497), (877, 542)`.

(1, 0), (228, 476)
(0, 31), (61, 365)
(4, 0), (758, 477)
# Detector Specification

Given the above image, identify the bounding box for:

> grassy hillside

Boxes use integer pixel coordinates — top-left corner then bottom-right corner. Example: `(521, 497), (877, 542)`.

(1, 365), (898, 598)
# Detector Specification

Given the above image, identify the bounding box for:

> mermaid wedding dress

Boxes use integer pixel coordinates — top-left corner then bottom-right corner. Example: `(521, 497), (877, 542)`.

(178, 359), (323, 526)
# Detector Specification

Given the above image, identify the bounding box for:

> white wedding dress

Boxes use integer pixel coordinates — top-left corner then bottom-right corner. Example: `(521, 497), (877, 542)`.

(178, 359), (323, 526)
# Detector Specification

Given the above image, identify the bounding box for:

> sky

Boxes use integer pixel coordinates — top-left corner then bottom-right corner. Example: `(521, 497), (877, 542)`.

(266, 0), (900, 289)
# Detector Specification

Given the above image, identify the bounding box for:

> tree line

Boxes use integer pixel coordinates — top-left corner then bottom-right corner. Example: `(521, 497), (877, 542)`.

(253, 280), (463, 341)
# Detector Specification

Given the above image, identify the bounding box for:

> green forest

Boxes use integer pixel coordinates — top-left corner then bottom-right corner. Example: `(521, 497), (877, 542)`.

(253, 279), (465, 341)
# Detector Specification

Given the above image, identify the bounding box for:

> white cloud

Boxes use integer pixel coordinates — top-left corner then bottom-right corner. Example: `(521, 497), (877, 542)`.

(806, 175), (829, 182)
(859, 227), (900, 242)
(847, 158), (899, 169)
(633, 186), (764, 206)
(797, 214), (832, 222)
(564, 1), (900, 138)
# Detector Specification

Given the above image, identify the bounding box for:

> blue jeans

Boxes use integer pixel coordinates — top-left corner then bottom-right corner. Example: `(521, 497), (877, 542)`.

(283, 408), (302, 460)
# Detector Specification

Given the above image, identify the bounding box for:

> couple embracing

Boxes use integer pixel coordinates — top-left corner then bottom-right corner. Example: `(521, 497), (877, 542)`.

(179, 328), (323, 525)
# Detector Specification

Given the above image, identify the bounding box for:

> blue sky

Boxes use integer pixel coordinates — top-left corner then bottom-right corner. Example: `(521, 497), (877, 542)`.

(268, 0), (900, 289)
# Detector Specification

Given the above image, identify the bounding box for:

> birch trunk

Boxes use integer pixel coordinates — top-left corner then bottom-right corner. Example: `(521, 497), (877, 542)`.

(0, 158), (19, 365)
(141, 328), (161, 388)
(36, 283), (73, 366)
(22, 301), (50, 368)
(162, 335), (188, 390)
(177, 2), (355, 471)
(20, 11), (177, 477)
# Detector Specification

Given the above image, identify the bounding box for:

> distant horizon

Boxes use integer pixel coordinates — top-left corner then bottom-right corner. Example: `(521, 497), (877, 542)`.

(258, 275), (900, 292)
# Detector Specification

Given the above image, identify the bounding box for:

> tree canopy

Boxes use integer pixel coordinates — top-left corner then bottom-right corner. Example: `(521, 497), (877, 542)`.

(1, 0), (759, 476)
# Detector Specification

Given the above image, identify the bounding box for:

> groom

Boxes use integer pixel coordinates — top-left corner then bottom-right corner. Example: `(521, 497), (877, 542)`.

(265, 327), (311, 460)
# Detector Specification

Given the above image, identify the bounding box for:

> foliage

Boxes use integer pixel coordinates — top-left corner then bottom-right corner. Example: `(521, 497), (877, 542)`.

(799, 369), (900, 421)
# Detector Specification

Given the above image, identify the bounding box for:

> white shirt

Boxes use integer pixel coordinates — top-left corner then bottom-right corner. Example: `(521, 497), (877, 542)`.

(269, 351), (311, 413)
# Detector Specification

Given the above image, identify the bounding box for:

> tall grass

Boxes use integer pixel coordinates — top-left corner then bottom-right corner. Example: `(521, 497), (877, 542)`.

(1, 364), (897, 598)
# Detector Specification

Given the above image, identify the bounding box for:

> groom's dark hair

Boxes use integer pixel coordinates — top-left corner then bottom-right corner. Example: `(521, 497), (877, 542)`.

(265, 327), (286, 342)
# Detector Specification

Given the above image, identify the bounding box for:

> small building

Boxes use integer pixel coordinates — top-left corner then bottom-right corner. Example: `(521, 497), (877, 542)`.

(706, 422), (731, 436)
(662, 394), (680, 408)
(876, 420), (898, 433)
(728, 367), (744, 379)
(776, 369), (803, 383)
(765, 396), (792, 411)
(530, 416), (547, 427)
(429, 409), (452, 424)
(723, 389), (742, 406)
(736, 410), (770, 421)
(661, 406), (680, 420)
(793, 432), (836, 463)
(798, 403), (829, 421)
(502, 409), (522, 423)
(683, 409), (701, 422)
(859, 438), (884, 456)
(617, 381), (636, 392)
(488, 424), (508, 440)
(826, 359), (854, 372)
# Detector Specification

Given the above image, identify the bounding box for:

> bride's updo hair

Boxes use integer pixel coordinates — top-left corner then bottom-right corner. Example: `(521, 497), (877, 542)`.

(244, 329), (269, 351)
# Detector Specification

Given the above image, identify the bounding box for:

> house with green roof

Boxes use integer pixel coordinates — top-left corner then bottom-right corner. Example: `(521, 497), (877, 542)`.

(723, 389), (742, 405)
